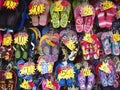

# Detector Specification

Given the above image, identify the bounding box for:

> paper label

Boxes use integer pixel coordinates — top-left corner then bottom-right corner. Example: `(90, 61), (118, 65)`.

(58, 66), (74, 80)
(113, 33), (120, 42)
(3, 0), (18, 10)
(101, 1), (113, 10)
(29, 4), (45, 15)
(2, 34), (12, 46)
(6, 72), (13, 79)
(82, 5), (94, 16)
(83, 68), (91, 76)
(54, 1), (64, 12)
(46, 80), (54, 89)
(63, 39), (76, 51)
(99, 62), (111, 73)
(83, 34), (93, 43)
(20, 79), (30, 89)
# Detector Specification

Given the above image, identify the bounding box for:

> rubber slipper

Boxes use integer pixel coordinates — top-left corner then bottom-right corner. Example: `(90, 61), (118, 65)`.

(39, 0), (50, 26)
(21, 45), (28, 60)
(50, 2), (60, 28)
(101, 33), (111, 55)
(14, 44), (21, 59)
(111, 42), (120, 55)
(74, 6), (83, 32)
(30, 15), (39, 26)
(60, 1), (71, 28)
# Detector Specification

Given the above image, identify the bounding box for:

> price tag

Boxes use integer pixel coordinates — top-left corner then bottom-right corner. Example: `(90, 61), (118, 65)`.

(2, 34), (12, 46)
(113, 33), (120, 42)
(20, 79), (30, 89)
(81, 5), (94, 16)
(29, 4), (45, 15)
(83, 34), (93, 43)
(58, 67), (74, 80)
(6, 72), (13, 79)
(54, 1), (64, 12)
(83, 68), (91, 76)
(63, 39), (76, 51)
(116, 10), (120, 19)
(101, 1), (113, 11)
(99, 62), (111, 73)
(20, 64), (35, 75)
(3, 0), (18, 10)
(46, 80), (54, 89)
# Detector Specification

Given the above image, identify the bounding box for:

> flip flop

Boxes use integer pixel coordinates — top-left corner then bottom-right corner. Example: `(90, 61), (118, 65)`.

(14, 44), (21, 59)
(39, 0), (50, 26)
(50, 2), (60, 28)
(78, 71), (86, 90)
(60, 1), (71, 28)
(21, 45), (28, 60)
(30, 15), (39, 26)
(101, 33), (111, 55)
(111, 42), (120, 56)
(74, 6), (84, 32)
(113, 56), (120, 73)
(87, 73), (95, 90)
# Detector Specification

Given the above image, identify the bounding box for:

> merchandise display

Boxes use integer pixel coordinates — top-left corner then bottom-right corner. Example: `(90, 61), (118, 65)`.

(0, 0), (120, 90)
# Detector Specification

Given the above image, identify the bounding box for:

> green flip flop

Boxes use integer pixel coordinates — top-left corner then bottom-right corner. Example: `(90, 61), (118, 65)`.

(50, 3), (60, 28)
(21, 45), (28, 60)
(60, 5), (71, 28)
(14, 45), (21, 59)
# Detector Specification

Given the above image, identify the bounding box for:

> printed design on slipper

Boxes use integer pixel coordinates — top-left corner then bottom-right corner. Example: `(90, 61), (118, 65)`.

(37, 56), (54, 74)
(3, 0), (18, 10)
(0, 70), (17, 90)
(113, 56), (120, 73)
(50, 0), (71, 28)
(42, 79), (60, 90)
(80, 34), (101, 60)
(60, 30), (79, 61)
(56, 62), (76, 87)
(95, 1), (116, 28)
(74, 4), (95, 33)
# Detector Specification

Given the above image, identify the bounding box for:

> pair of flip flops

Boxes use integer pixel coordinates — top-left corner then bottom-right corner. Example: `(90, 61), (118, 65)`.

(101, 31), (120, 55)
(98, 57), (117, 87)
(74, 4), (95, 33)
(0, 70), (17, 90)
(50, 0), (71, 28)
(80, 34), (101, 60)
(95, 1), (116, 28)
(55, 61), (76, 87)
(13, 32), (29, 59)
(29, 0), (50, 26)
(60, 29), (79, 61)
(38, 32), (59, 62)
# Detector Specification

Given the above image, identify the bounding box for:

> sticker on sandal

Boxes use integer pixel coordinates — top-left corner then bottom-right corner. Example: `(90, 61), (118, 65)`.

(29, 3), (45, 15)
(20, 79), (30, 89)
(101, 1), (113, 11)
(3, 0), (18, 10)
(99, 62), (111, 73)
(54, 1), (64, 12)
(83, 68), (91, 76)
(81, 5), (94, 17)
(113, 33), (120, 42)
(2, 33), (12, 46)
(5, 72), (13, 79)
(46, 80), (54, 89)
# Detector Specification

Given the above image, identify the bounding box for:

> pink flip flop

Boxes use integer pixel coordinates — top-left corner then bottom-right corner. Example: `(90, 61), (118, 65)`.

(74, 6), (84, 33)
(39, 0), (50, 26)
